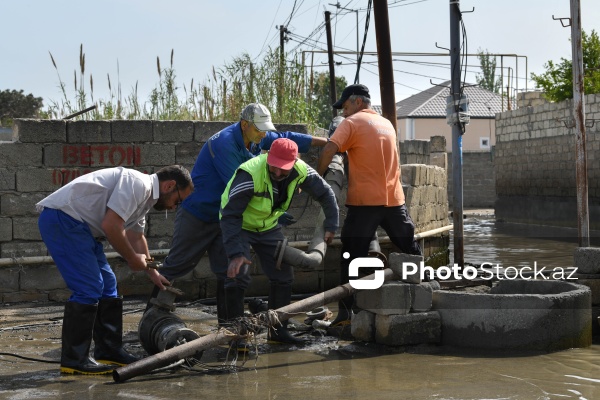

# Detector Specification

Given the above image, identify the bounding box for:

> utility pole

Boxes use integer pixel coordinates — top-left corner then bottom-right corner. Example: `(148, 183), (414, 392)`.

(570, 0), (589, 247)
(279, 25), (288, 117)
(372, 0), (397, 131)
(330, 2), (360, 83)
(449, 0), (464, 267)
(325, 11), (338, 118)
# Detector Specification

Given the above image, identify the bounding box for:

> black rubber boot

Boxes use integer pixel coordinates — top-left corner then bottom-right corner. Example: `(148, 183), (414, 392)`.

(60, 301), (114, 375)
(330, 295), (354, 327)
(267, 283), (306, 345)
(216, 279), (227, 327)
(225, 286), (248, 353)
(330, 260), (354, 326)
(93, 297), (140, 366)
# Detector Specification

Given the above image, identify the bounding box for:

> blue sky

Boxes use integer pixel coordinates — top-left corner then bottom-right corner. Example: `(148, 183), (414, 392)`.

(2, 0), (600, 111)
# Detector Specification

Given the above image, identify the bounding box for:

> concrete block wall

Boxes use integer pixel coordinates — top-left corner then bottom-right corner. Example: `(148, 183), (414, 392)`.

(0, 120), (449, 303)
(398, 135), (449, 264)
(494, 92), (600, 228)
(447, 151), (496, 208)
(402, 164), (448, 234)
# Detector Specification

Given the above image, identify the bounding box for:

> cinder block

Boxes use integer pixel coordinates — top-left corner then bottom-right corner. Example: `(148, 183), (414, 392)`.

(1, 193), (48, 217)
(401, 164), (418, 186)
(176, 142), (202, 165)
(17, 169), (64, 192)
(13, 119), (66, 143)
(3, 292), (49, 303)
(429, 136), (446, 152)
(430, 152), (447, 170)
(275, 124), (308, 134)
(355, 280), (411, 315)
(1, 241), (48, 258)
(574, 247), (600, 274)
(153, 121), (194, 142)
(375, 311), (441, 346)
(0, 267), (19, 292)
(49, 289), (71, 302)
(135, 144), (176, 166)
(403, 185), (414, 208)
(194, 121), (231, 143)
(410, 282), (434, 312)
(351, 310), (376, 342)
(388, 252), (424, 284)
(145, 236), (173, 251)
(0, 169), (15, 191)
(12, 217), (42, 240)
(45, 144), (91, 167)
(0, 217), (12, 241)
(20, 264), (66, 291)
(147, 213), (176, 237)
(67, 120), (111, 143)
(0, 143), (43, 167)
(293, 270), (322, 295)
(111, 120), (152, 142)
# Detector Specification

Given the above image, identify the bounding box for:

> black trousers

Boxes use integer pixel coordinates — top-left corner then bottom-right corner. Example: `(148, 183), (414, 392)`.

(339, 204), (421, 284)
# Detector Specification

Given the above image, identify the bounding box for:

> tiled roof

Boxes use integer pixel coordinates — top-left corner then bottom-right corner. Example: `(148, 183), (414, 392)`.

(391, 81), (506, 119)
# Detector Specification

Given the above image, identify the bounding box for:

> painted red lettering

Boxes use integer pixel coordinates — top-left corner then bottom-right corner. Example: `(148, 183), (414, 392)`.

(80, 146), (91, 165)
(90, 145), (109, 165)
(109, 147), (126, 165)
(63, 145), (78, 165)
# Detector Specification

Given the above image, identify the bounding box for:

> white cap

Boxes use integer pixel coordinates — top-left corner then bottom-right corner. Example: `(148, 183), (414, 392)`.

(240, 103), (276, 132)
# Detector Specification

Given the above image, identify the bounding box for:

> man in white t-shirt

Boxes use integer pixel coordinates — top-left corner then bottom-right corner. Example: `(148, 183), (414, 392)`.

(37, 165), (193, 375)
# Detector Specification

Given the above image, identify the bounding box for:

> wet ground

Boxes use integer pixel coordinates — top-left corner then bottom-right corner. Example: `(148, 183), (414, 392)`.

(1, 212), (600, 399)
(1, 298), (599, 399)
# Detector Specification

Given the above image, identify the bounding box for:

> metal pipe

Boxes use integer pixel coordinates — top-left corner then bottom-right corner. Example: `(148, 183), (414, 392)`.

(285, 224), (453, 250)
(0, 249), (169, 267)
(113, 268), (398, 383)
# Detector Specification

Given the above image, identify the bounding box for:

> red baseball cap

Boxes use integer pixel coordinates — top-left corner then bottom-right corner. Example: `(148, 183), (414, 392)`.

(267, 138), (298, 170)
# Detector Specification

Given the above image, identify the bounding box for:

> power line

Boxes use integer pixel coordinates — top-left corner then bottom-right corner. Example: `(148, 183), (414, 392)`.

(255, 0), (284, 62)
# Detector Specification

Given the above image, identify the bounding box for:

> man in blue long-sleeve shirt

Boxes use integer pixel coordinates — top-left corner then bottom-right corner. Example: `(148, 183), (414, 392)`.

(148, 104), (327, 343)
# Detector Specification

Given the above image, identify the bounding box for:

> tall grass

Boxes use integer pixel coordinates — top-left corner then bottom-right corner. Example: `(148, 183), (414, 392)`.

(46, 44), (319, 130)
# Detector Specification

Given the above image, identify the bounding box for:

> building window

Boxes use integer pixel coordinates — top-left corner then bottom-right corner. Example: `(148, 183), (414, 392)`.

(480, 137), (490, 149)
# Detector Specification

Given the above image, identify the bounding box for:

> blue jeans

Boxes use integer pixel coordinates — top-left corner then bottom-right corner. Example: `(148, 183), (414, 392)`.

(38, 208), (117, 304)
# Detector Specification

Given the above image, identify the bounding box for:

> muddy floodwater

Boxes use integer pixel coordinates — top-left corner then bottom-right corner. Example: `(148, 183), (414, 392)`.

(1, 213), (599, 399)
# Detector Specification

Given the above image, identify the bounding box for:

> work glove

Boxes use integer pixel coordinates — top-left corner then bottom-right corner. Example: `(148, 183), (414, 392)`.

(278, 212), (297, 226)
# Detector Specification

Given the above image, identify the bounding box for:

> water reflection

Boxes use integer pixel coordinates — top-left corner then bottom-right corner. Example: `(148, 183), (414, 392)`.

(451, 215), (580, 268)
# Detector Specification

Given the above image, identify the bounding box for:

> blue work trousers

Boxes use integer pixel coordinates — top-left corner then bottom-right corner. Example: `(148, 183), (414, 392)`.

(38, 208), (117, 304)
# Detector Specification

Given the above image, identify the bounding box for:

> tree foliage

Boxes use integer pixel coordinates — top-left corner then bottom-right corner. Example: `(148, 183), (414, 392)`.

(531, 29), (600, 102)
(476, 48), (501, 93)
(310, 72), (348, 130)
(0, 89), (44, 125)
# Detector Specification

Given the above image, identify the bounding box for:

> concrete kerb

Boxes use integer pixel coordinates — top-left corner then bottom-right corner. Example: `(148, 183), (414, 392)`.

(433, 279), (592, 351)
(574, 246), (600, 274)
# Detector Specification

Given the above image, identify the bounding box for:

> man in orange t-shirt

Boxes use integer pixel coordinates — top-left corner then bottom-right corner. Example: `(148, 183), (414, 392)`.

(317, 84), (421, 326)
